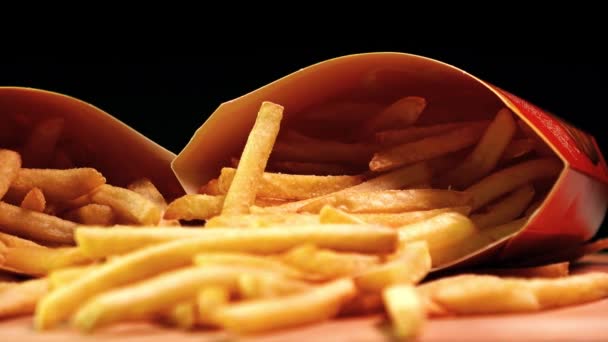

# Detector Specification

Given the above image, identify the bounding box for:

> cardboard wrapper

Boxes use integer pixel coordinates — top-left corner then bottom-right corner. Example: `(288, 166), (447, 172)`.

(0, 87), (184, 201)
(172, 52), (608, 269)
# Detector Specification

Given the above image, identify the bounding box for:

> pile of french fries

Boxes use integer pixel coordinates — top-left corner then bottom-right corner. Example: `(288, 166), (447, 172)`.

(0, 97), (607, 340)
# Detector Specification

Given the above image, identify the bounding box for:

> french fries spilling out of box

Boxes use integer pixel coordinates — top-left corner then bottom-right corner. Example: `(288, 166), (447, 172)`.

(0, 96), (606, 340)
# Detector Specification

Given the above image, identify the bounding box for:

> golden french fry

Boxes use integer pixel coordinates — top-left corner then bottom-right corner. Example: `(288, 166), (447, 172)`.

(48, 265), (97, 290)
(213, 278), (356, 334)
(0, 282), (17, 292)
(466, 158), (563, 211)
(281, 244), (380, 279)
(370, 124), (487, 172)
(363, 96), (426, 133)
(354, 241), (431, 292)
(237, 273), (312, 299)
(20, 187), (46, 212)
(163, 301), (195, 330)
(164, 194), (223, 220)
(193, 252), (319, 281)
(205, 213), (319, 228)
(218, 167), (363, 200)
(254, 162), (431, 214)
(383, 284), (426, 340)
(222, 102), (284, 215)
(1, 246), (91, 276)
(319, 205), (366, 224)
(0, 149), (21, 200)
(91, 184), (160, 225)
(419, 272), (608, 316)
(63, 204), (116, 226)
(128, 178), (168, 210)
(0, 231), (43, 248)
(375, 120), (489, 146)
(501, 138), (535, 162)
(0, 201), (76, 244)
(197, 286), (230, 326)
(471, 184), (535, 229)
(0, 278), (48, 318)
(270, 141), (376, 164)
(72, 266), (266, 332)
(76, 225), (397, 258)
(439, 108), (517, 189)
(473, 262), (569, 279)
(354, 207), (471, 228)
(270, 161), (358, 176)
(198, 178), (222, 196)
(301, 189), (473, 214)
(6, 168), (106, 203)
(22, 118), (64, 168)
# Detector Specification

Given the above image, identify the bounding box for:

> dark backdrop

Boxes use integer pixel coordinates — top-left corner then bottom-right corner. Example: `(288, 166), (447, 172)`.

(1, 46), (606, 237)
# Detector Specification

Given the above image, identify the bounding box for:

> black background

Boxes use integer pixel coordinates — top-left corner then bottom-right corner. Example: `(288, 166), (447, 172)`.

(1, 46), (607, 237)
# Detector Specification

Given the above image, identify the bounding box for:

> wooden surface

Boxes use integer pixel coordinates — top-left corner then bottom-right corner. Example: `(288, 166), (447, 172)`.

(2, 254), (608, 342)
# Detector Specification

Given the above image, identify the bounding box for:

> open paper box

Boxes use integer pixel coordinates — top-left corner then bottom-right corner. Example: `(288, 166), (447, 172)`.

(2, 52), (607, 270)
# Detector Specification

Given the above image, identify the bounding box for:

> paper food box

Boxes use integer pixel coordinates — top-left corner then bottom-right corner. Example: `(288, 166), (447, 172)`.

(171, 52), (608, 270)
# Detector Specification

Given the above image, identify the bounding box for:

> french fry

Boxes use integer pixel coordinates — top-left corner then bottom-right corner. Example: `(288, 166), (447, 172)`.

(237, 273), (312, 299)
(193, 252), (318, 281)
(466, 158), (563, 211)
(63, 204), (116, 226)
(473, 262), (569, 279)
(164, 194), (224, 221)
(439, 108), (517, 189)
(0, 278), (48, 318)
(0, 149), (21, 200)
(127, 178), (168, 210)
(222, 102), (284, 215)
(6, 168), (106, 203)
(205, 213), (319, 228)
(75, 225), (398, 258)
(363, 96), (426, 133)
(383, 284), (426, 340)
(253, 162), (431, 214)
(198, 178), (221, 196)
(375, 120), (489, 146)
(72, 266), (268, 332)
(318, 205), (366, 224)
(281, 244), (380, 279)
(301, 189), (473, 214)
(218, 167), (363, 200)
(419, 272), (608, 315)
(353, 207), (471, 228)
(197, 286), (230, 326)
(20, 187), (46, 212)
(370, 124), (487, 172)
(501, 138), (535, 162)
(339, 293), (384, 316)
(354, 241), (431, 292)
(471, 184), (535, 229)
(48, 265), (97, 290)
(0, 282), (16, 292)
(213, 278), (356, 334)
(0, 231), (43, 248)
(91, 184), (161, 225)
(1, 246), (91, 276)
(164, 301), (195, 330)
(0, 201), (76, 244)
(21, 118), (64, 168)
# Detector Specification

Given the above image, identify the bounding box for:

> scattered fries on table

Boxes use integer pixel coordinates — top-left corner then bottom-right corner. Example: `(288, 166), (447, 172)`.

(0, 96), (606, 341)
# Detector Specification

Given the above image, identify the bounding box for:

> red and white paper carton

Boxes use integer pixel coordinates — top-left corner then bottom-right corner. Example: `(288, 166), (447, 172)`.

(173, 52), (608, 268)
(0, 87), (184, 200)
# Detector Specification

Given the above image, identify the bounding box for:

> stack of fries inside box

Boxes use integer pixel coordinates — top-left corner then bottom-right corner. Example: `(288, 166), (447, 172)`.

(0, 53), (607, 340)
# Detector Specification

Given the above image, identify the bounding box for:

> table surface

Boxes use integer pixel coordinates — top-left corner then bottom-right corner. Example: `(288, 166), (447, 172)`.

(2, 254), (608, 342)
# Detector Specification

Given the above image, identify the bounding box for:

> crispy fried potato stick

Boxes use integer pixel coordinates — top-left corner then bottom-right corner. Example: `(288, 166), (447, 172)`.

(222, 102), (284, 215)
